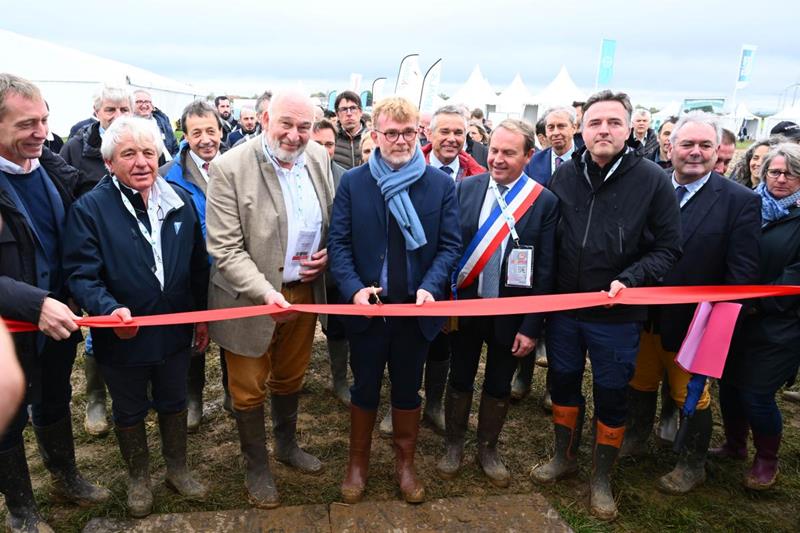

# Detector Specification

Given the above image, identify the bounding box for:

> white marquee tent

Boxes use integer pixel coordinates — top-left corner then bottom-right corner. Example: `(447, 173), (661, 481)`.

(721, 103), (759, 140)
(763, 105), (800, 137)
(496, 73), (535, 114)
(531, 66), (586, 111)
(0, 30), (203, 135)
(449, 65), (498, 111)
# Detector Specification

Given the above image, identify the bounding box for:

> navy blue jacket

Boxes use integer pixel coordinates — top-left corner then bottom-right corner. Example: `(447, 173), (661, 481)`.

(523, 148), (553, 187)
(152, 108), (179, 157)
(328, 163), (462, 341)
(63, 176), (209, 366)
(455, 173), (559, 341)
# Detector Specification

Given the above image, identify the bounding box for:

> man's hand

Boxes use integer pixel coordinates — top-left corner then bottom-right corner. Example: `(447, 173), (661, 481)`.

(604, 280), (627, 307)
(353, 286), (382, 318)
(38, 297), (81, 340)
(194, 322), (209, 353)
(415, 289), (435, 306)
(111, 307), (139, 339)
(265, 288), (297, 323)
(300, 248), (328, 282)
(511, 333), (536, 358)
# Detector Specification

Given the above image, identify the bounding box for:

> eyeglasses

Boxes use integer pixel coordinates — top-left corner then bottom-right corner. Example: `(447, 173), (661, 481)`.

(337, 105), (360, 115)
(135, 100), (152, 105)
(375, 128), (417, 143)
(766, 169), (800, 181)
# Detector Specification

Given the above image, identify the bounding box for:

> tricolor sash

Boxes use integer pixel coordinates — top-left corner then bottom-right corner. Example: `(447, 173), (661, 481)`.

(453, 175), (544, 295)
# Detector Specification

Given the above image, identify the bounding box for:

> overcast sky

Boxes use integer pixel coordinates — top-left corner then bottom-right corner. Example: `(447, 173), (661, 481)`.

(3, 0), (799, 112)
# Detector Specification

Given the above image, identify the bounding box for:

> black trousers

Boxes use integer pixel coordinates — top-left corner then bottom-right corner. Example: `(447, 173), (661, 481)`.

(449, 317), (518, 399)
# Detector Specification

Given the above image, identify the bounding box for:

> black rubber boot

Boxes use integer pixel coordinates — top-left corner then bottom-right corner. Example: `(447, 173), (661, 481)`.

(531, 404), (584, 484)
(0, 443), (54, 533)
(422, 359), (449, 435)
(657, 407), (712, 494)
(327, 338), (351, 406)
(186, 352), (205, 433)
(115, 422), (153, 518)
(436, 386), (473, 479)
(476, 392), (511, 487)
(619, 387), (657, 458)
(590, 420), (625, 521)
(271, 393), (322, 473)
(234, 406), (279, 509)
(158, 410), (207, 498)
(510, 354), (535, 401)
(33, 416), (111, 506)
(83, 356), (109, 436)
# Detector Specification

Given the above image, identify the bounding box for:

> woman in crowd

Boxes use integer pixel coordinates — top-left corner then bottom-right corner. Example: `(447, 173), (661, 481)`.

(360, 133), (375, 162)
(715, 143), (800, 490)
(468, 122), (489, 145)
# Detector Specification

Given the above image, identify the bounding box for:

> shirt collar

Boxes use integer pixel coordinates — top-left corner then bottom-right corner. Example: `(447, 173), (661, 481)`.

(188, 149), (216, 173)
(429, 150), (460, 176)
(491, 172), (524, 192)
(261, 133), (306, 176)
(551, 145), (574, 164)
(0, 154), (41, 175)
(671, 171), (711, 194)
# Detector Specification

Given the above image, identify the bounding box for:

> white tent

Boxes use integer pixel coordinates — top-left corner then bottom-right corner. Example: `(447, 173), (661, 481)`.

(449, 65), (497, 111)
(763, 105), (800, 137)
(496, 73), (535, 114)
(0, 29), (203, 135)
(721, 103), (759, 140)
(531, 66), (586, 110)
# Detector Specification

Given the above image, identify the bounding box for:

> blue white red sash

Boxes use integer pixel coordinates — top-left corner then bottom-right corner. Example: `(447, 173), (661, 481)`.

(453, 175), (543, 294)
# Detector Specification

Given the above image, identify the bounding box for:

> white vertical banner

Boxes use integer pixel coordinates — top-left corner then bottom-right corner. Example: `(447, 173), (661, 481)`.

(394, 54), (422, 102)
(372, 77), (387, 104)
(349, 73), (362, 93)
(736, 44), (757, 89)
(419, 58), (443, 113)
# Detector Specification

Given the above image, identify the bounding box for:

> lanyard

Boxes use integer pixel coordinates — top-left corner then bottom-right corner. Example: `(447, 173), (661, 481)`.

(488, 179), (520, 246)
(112, 177), (165, 289)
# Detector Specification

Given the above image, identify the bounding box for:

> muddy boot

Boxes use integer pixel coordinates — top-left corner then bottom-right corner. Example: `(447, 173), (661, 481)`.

(327, 338), (351, 406)
(158, 410), (207, 498)
(83, 355), (110, 437)
(422, 359), (448, 435)
(436, 387), (473, 479)
(531, 404), (584, 484)
(0, 443), (55, 533)
(510, 354), (535, 402)
(234, 406), (279, 509)
(379, 408), (393, 437)
(33, 416), (111, 506)
(590, 420), (624, 521)
(535, 338), (548, 367)
(115, 422), (153, 518)
(744, 433), (780, 490)
(186, 353), (205, 433)
(340, 405), (377, 503)
(542, 370), (553, 412)
(657, 408), (712, 494)
(392, 406), (425, 503)
(271, 393), (322, 474)
(619, 387), (657, 458)
(656, 378), (678, 445)
(709, 414), (749, 460)
(476, 392), (511, 487)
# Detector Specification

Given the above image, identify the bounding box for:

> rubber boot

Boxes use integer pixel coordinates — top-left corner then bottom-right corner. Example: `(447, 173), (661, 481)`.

(422, 359), (448, 435)
(531, 404), (584, 484)
(436, 386), (473, 479)
(391, 406), (425, 503)
(33, 416), (111, 506)
(379, 407), (393, 437)
(476, 392), (511, 487)
(270, 393), (322, 474)
(327, 338), (351, 406)
(657, 407), (712, 494)
(656, 377), (678, 445)
(542, 370), (553, 413)
(340, 405), (377, 503)
(186, 352), (205, 433)
(619, 387), (657, 458)
(510, 354), (535, 401)
(234, 406), (279, 509)
(115, 422), (153, 518)
(709, 414), (749, 461)
(0, 443), (54, 533)
(744, 433), (780, 490)
(158, 410), (207, 498)
(591, 420), (624, 521)
(535, 338), (548, 367)
(83, 355), (110, 436)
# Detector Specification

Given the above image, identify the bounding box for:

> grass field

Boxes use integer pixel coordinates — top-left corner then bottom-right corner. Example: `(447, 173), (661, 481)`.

(4, 327), (800, 532)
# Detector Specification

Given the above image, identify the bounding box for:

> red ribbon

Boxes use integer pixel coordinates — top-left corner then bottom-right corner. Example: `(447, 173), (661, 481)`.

(4, 285), (800, 334)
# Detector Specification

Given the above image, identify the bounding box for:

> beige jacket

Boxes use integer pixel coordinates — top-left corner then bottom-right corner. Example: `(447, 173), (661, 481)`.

(206, 137), (334, 356)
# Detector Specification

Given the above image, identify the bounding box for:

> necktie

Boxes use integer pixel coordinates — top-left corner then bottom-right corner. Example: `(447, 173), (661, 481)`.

(555, 156), (563, 168)
(675, 185), (688, 206)
(440, 165), (454, 177)
(387, 215), (409, 302)
(480, 184), (508, 298)
(202, 162), (210, 172)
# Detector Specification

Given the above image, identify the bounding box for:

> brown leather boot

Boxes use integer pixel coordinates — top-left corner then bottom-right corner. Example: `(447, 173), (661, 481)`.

(340, 405), (377, 503)
(392, 406), (425, 503)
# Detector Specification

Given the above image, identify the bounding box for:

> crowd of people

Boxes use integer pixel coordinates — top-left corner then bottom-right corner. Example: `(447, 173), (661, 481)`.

(1, 71), (800, 531)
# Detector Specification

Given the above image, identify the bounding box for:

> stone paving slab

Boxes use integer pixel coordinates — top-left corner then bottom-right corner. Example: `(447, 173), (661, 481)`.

(83, 493), (571, 533)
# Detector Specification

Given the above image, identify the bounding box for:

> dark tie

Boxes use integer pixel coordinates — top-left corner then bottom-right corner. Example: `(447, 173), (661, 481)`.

(119, 185), (151, 233)
(675, 185), (688, 206)
(480, 184), (508, 298)
(387, 215), (409, 302)
(555, 156), (563, 168)
(440, 165), (454, 176)
(202, 162), (210, 172)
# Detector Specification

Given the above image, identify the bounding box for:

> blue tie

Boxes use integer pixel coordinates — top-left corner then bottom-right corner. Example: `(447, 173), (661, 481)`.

(440, 165), (454, 176)
(675, 185), (688, 207)
(479, 184), (508, 298)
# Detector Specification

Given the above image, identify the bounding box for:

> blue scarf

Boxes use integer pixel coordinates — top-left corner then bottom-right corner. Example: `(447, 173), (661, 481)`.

(369, 145), (427, 250)
(756, 182), (800, 226)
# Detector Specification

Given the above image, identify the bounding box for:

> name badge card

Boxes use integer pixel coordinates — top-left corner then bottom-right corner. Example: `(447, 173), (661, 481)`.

(506, 246), (534, 288)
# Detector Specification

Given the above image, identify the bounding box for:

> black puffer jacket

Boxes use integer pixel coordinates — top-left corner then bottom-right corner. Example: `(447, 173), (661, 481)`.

(60, 121), (106, 197)
(548, 147), (682, 322)
(333, 121), (367, 170)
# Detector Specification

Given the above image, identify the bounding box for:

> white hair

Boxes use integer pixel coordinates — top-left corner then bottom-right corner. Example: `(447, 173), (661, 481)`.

(669, 111), (723, 147)
(93, 85), (133, 111)
(543, 106), (577, 125)
(633, 108), (651, 120)
(267, 89), (315, 119)
(101, 116), (164, 160)
(430, 105), (468, 133)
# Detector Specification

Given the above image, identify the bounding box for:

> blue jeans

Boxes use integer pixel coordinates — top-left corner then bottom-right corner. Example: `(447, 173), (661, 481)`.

(546, 313), (641, 427)
(719, 380), (782, 435)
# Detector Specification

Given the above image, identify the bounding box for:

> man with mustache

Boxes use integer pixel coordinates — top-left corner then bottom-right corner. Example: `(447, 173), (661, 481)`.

(205, 90), (334, 509)
(160, 100), (229, 431)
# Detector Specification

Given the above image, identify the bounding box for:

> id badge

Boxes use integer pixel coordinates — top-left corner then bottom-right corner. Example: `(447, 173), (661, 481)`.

(291, 229), (318, 264)
(505, 246), (534, 288)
